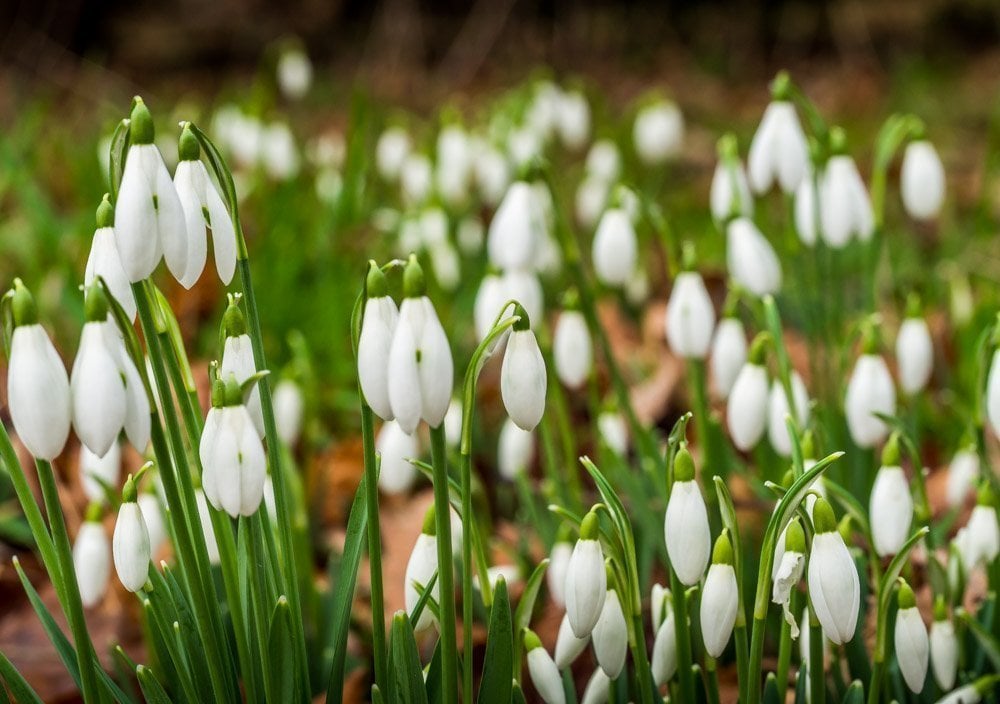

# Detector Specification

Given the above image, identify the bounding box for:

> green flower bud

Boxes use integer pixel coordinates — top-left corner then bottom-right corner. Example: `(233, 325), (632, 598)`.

(178, 123), (200, 162)
(812, 497), (837, 534)
(897, 580), (916, 610)
(523, 628), (543, 651)
(222, 296), (247, 339)
(580, 509), (600, 540)
(402, 254), (426, 298)
(129, 97), (155, 145)
(711, 531), (734, 565)
(784, 519), (806, 553)
(511, 301), (531, 332)
(673, 447), (696, 482)
(83, 285), (110, 323)
(422, 505), (437, 536)
(882, 433), (901, 467)
(10, 279), (38, 327)
(96, 194), (115, 229)
(748, 332), (771, 365)
(366, 261), (388, 298)
(122, 473), (139, 503)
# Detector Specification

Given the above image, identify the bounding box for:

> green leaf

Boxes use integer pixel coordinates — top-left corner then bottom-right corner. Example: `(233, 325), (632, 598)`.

(511, 680), (527, 704)
(763, 672), (780, 704)
(408, 571), (439, 628)
(794, 664), (808, 704)
(108, 118), (130, 201)
(136, 665), (175, 704)
(478, 578), (514, 704)
(424, 642), (442, 704)
(962, 609), (1000, 672)
(840, 680), (864, 704)
(265, 597), (296, 704)
(512, 559), (548, 681)
(386, 612), (428, 704)
(0, 650), (43, 704)
(714, 476), (745, 616)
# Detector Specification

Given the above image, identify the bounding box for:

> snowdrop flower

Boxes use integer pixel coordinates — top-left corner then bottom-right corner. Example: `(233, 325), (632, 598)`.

(961, 487), (1000, 568)
(989, 347), (1000, 438)
(113, 475), (150, 592)
(219, 299), (264, 437)
(138, 492), (167, 556)
(665, 449), (710, 585)
(260, 122), (299, 180)
(794, 167), (820, 247)
(711, 135), (753, 224)
(74, 509), (110, 608)
(947, 446), (979, 508)
(99, 319), (150, 453)
(80, 441), (121, 503)
(820, 140), (874, 248)
(556, 90), (591, 150)
(554, 612), (589, 669)
(930, 598), (957, 690)
(173, 125), (237, 286)
(894, 581), (929, 693)
(488, 182), (543, 271)
(524, 630), (565, 704)
(548, 538), (572, 607)
(747, 80), (808, 194)
(565, 510), (607, 637)
(585, 139), (621, 182)
(598, 411), (628, 456)
(498, 417), (533, 481)
(727, 335), (770, 452)
(276, 44), (312, 100)
(651, 604), (677, 686)
(772, 519), (806, 637)
(273, 379), (304, 446)
(357, 265), (399, 422)
(199, 375), (267, 518)
(580, 668), (610, 704)
(376, 420), (419, 495)
(870, 436), (913, 556)
(575, 175), (609, 230)
(114, 98), (187, 282)
(85, 195), (136, 321)
(387, 256), (454, 434)
(71, 288), (128, 458)
(405, 509), (440, 632)
(650, 583), (670, 631)
(442, 398), (462, 447)
(665, 269), (716, 359)
(473, 272), (507, 343)
(711, 316), (747, 399)
(767, 372), (810, 457)
(500, 269), (544, 330)
(474, 145), (510, 207)
(901, 139), (945, 221)
(633, 99), (684, 165)
(6, 281), (71, 461)
(845, 327), (896, 448)
(195, 489), (220, 564)
(807, 499), (860, 644)
(400, 153), (433, 206)
(506, 127), (542, 169)
(456, 215), (484, 255)
(701, 532), (739, 657)
(553, 307), (592, 389)
(726, 217), (782, 296)
(592, 208), (637, 287)
(376, 127), (411, 183)
(897, 308), (933, 395)
(436, 124), (472, 207)
(591, 579), (627, 678)
(501, 308), (547, 431)
(936, 685), (982, 704)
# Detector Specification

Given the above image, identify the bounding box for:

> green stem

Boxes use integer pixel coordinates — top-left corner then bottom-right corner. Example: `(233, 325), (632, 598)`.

(689, 360), (717, 476)
(809, 611), (825, 704)
(461, 447), (475, 704)
(746, 616), (766, 704)
(670, 571), (696, 704)
(629, 612), (655, 704)
(775, 592), (796, 695)
(35, 460), (103, 704)
(360, 403), (387, 691)
(734, 623), (749, 704)
(430, 424), (458, 704)
(866, 659), (883, 704)
(705, 655), (721, 704)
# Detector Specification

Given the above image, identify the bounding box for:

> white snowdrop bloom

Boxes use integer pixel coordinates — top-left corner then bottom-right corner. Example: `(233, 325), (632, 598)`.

(799, 610), (831, 674)
(416, 207), (447, 247)
(664, 450), (711, 585)
(727, 354), (769, 452)
(472, 565), (520, 593)
(625, 265), (650, 306)
(498, 417), (534, 481)
(199, 380), (267, 518)
(74, 519), (110, 608)
(80, 442), (121, 503)
(989, 349), (1000, 438)
(556, 90), (591, 150)
(195, 489), (220, 564)
(524, 631), (565, 704)
(650, 583), (670, 631)
(507, 127), (542, 169)
(7, 283), (72, 461)
(400, 153), (433, 206)
(547, 541), (572, 608)
(598, 411), (628, 456)
(651, 608), (678, 685)
(665, 271), (716, 359)
(820, 154), (874, 248)
(930, 607), (958, 690)
(710, 159), (753, 224)
(565, 511), (607, 637)
(85, 196), (136, 321)
(946, 448), (979, 508)
(276, 46), (312, 100)
(553, 310), (592, 390)
(386, 258), (454, 434)
(71, 312), (128, 459)
(592, 208), (638, 287)
(901, 139), (945, 221)
(220, 312), (265, 438)
(964, 500), (1000, 567)
(474, 273), (508, 343)
(894, 584), (929, 693)
(767, 372), (810, 457)
(845, 351), (896, 448)
(870, 446), (913, 557)
(633, 100), (684, 165)
(585, 139), (621, 182)
(436, 125), (472, 207)
(405, 524), (440, 632)
(488, 182), (544, 271)
(807, 499), (860, 644)
(897, 316), (933, 395)
(260, 122), (299, 180)
(100, 323), (150, 453)
(456, 216), (485, 255)
(501, 323), (546, 431)
(591, 587), (627, 678)
(138, 492), (167, 556)
(771, 520), (806, 637)
(376, 127), (411, 182)
(726, 217), (782, 296)
(794, 168), (820, 247)
(376, 420), (419, 495)
(173, 128), (237, 286)
(575, 175), (610, 231)
(474, 146), (510, 207)
(711, 317), (747, 400)
(113, 481), (150, 593)
(429, 241), (461, 292)
(500, 268), (543, 329)
(114, 99), (186, 283)
(701, 534), (739, 658)
(442, 398), (462, 448)
(527, 80), (560, 139)
(554, 612), (590, 669)
(306, 132), (345, 170)
(273, 379), (304, 447)
(580, 668), (610, 704)
(935, 685), (981, 704)
(314, 166), (344, 204)
(747, 99), (808, 194)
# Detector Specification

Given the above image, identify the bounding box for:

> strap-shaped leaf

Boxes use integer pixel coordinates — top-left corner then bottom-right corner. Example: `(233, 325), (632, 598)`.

(136, 665), (175, 704)
(0, 651), (43, 704)
(408, 572), (439, 627)
(512, 559), (549, 682)
(265, 597), (295, 704)
(424, 642), (442, 704)
(840, 680), (864, 704)
(478, 578), (513, 704)
(763, 672), (780, 704)
(386, 612), (428, 704)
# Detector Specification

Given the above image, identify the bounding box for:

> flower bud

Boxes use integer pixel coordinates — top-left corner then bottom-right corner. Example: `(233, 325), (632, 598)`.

(498, 418), (534, 481)
(701, 533), (739, 657)
(501, 313), (547, 431)
(946, 447), (979, 508)
(650, 582), (670, 631)
(711, 317), (747, 399)
(565, 511), (607, 637)
(727, 340), (770, 452)
(748, 99), (808, 194)
(597, 411), (628, 457)
(474, 146), (510, 208)
(896, 316), (933, 395)
(766, 372), (810, 457)
(220, 302), (265, 438)
(806, 499), (860, 644)
(575, 175), (609, 230)
(86, 194), (136, 321)
(200, 398), (267, 518)
(72, 313), (128, 459)
(710, 157), (753, 224)
(553, 309), (592, 390)
(358, 265), (399, 421)
(138, 492), (167, 557)
(74, 517), (111, 608)
(894, 581), (929, 693)
(930, 601), (957, 691)
(405, 513), (439, 633)
(793, 168), (819, 247)
(586, 140), (621, 182)
(820, 153), (874, 248)
(400, 153), (433, 206)
(195, 489), (220, 564)
(726, 217), (782, 297)
(488, 182), (543, 271)
(633, 100), (684, 166)
(554, 612), (589, 669)
(524, 630), (565, 704)
(870, 451), (913, 556)
(556, 90), (591, 151)
(664, 271), (716, 359)
(901, 140), (945, 221)
(376, 420), (419, 495)
(580, 668), (610, 704)
(936, 685), (981, 704)
(113, 479), (150, 593)
(962, 490), (1000, 568)
(845, 350), (896, 448)
(591, 582), (627, 678)
(547, 539), (572, 608)
(651, 606), (677, 686)
(273, 379), (304, 446)
(436, 124), (472, 208)
(499, 269), (543, 331)
(592, 208), (637, 287)
(276, 44), (312, 100)
(665, 449), (711, 585)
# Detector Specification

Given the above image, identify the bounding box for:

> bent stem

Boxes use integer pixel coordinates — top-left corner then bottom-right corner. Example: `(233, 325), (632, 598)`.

(430, 423), (458, 704)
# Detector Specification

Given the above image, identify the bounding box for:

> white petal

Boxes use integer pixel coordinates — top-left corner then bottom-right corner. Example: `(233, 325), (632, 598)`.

(9, 325), (71, 461)
(172, 161), (209, 289)
(845, 354), (896, 448)
(487, 182), (540, 270)
(727, 363), (769, 451)
(79, 441), (121, 502)
(497, 418), (534, 480)
(220, 335), (264, 437)
(358, 296), (399, 420)
(895, 607), (929, 693)
(85, 226), (136, 321)
(665, 271), (716, 359)
(651, 609), (677, 686)
(896, 318), (933, 395)
(501, 330), (547, 431)
(376, 420), (419, 495)
(74, 522), (111, 607)
(404, 533), (439, 632)
(553, 310), (592, 389)
(766, 372), (810, 457)
(591, 589), (627, 678)
(870, 466), (913, 556)
(527, 648), (566, 704)
(901, 141), (945, 221)
(592, 209), (637, 287)
(807, 532), (860, 644)
(700, 564), (739, 657)
(71, 323), (126, 457)
(114, 145), (161, 281)
(565, 539), (606, 637)
(113, 502), (150, 592)
(726, 217), (781, 297)
(414, 299), (453, 428)
(710, 318), (747, 399)
(929, 620), (957, 690)
(665, 480), (711, 586)
(554, 612), (590, 669)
